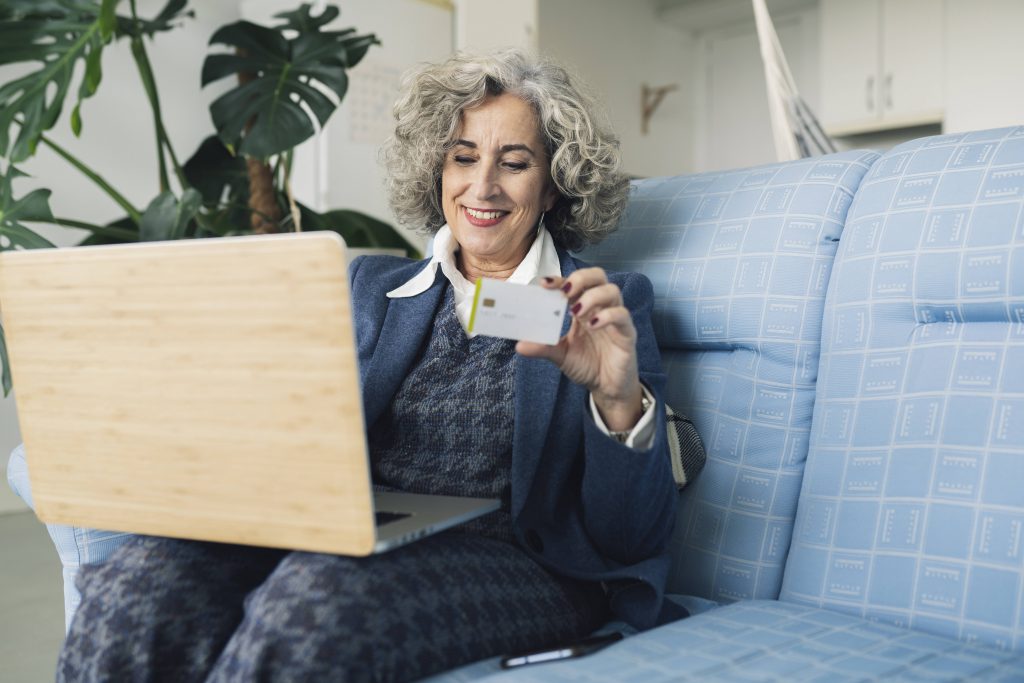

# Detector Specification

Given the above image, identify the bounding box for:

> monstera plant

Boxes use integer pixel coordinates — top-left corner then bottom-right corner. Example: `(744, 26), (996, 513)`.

(0, 0), (418, 396)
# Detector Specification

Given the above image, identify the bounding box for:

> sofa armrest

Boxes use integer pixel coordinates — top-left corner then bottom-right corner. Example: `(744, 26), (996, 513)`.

(7, 442), (33, 509)
(7, 442), (136, 632)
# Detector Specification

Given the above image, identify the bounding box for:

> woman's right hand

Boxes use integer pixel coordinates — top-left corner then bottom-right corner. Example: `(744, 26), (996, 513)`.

(515, 268), (645, 432)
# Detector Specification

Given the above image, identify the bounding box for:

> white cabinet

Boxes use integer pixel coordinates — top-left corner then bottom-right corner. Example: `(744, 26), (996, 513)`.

(820, 0), (944, 136)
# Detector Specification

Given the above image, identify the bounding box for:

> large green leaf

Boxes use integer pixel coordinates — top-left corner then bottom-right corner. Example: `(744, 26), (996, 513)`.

(183, 135), (248, 205)
(139, 188), (202, 241)
(182, 135), (254, 236)
(0, 162), (56, 397)
(299, 204), (420, 258)
(113, 0), (192, 39)
(0, 0), (119, 160)
(202, 4), (379, 159)
(0, 165), (57, 250)
(76, 215), (139, 246)
(0, 322), (10, 397)
(192, 208), (248, 238)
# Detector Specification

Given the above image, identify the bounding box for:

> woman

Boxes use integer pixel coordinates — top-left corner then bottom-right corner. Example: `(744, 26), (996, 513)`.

(58, 49), (700, 682)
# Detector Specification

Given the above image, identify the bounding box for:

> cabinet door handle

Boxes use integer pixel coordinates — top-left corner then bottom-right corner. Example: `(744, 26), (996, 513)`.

(866, 75), (875, 112)
(885, 73), (893, 110)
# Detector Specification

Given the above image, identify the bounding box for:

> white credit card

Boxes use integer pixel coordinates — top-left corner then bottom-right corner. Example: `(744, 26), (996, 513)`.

(468, 278), (568, 345)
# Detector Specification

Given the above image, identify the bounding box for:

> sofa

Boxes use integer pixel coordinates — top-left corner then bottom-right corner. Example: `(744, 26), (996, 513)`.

(9, 125), (1024, 680)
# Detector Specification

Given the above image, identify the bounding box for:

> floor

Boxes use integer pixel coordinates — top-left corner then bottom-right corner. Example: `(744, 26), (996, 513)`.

(0, 511), (66, 682)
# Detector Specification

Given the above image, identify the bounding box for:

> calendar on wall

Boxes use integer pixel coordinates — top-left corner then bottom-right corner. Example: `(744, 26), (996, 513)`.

(347, 61), (403, 145)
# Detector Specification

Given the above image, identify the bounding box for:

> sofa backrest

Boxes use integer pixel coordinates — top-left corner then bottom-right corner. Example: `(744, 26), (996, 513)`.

(584, 149), (879, 602)
(781, 126), (1024, 650)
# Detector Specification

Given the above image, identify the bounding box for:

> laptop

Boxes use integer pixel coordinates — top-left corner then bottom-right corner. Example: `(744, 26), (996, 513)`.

(0, 232), (499, 555)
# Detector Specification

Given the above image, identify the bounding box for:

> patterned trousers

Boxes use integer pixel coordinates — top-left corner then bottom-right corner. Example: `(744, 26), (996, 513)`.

(57, 532), (608, 682)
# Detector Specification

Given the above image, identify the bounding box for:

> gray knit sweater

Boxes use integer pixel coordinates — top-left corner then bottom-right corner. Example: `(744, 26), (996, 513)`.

(368, 286), (516, 543)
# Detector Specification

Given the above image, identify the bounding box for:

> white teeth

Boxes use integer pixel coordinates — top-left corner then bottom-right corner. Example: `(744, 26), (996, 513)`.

(466, 208), (504, 220)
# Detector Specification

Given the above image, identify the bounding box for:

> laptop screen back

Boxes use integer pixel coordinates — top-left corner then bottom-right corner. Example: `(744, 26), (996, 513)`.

(0, 232), (378, 555)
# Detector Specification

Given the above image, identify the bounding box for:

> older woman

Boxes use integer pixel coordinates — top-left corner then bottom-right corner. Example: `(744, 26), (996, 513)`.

(56, 49), (703, 682)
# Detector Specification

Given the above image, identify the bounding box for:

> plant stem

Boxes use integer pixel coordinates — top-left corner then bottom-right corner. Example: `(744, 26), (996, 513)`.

(129, 0), (188, 192)
(50, 217), (138, 241)
(34, 130), (142, 225)
(282, 151), (301, 232)
(133, 41), (168, 191)
(246, 157), (281, 233)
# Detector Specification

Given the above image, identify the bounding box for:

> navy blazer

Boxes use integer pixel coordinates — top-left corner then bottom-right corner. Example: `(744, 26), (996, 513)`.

(349, 247), (677, 630)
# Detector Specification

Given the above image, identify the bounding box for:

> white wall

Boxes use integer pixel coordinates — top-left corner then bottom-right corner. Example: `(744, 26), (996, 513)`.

(0, 1), (242, 513)
(454, 0), (538, 53)
(537, 0), (696, 178)
(432, 0), (698, 177)
(691, 4), (820, 172)
(943, 0), (1024, 134)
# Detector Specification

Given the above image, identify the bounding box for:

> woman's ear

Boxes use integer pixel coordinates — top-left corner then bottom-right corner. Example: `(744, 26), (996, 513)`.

(543, 184), (559, 213)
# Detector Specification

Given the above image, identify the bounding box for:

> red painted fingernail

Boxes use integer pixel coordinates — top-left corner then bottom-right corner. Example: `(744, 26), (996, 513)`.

(589, 317), (599, 326)
(542, 276), (554, 284)
(561, 282), (572, 293)
(571, 303), (582, 315)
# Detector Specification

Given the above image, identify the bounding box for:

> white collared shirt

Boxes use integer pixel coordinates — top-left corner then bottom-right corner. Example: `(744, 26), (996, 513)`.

(387, 224), (656, 449)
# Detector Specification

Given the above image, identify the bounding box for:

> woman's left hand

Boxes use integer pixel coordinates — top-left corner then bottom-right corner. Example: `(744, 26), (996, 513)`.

(516, 267), (644, 432)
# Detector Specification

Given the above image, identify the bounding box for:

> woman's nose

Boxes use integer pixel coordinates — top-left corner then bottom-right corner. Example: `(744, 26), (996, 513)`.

(468, 165), (500, 201)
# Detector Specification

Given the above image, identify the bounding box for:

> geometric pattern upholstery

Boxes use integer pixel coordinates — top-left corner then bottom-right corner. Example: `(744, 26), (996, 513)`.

(782, 126), (1024, 650)
(584, 150), (880, 602)
(437, 601), (1024, 682)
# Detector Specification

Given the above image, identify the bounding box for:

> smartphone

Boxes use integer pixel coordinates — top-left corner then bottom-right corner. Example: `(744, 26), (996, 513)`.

(499, 631), (624, 668)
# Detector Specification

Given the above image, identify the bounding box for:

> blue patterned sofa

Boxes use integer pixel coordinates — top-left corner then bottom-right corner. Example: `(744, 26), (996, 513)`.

(9, 126), (1024, 680)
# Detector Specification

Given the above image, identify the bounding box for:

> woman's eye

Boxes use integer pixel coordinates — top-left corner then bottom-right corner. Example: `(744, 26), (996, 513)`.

(453, 155), (475, 165)
(504, 162), (528, 171)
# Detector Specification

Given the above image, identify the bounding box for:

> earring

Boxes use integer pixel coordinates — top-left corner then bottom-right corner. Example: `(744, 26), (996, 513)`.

(537, 211), (546, 232)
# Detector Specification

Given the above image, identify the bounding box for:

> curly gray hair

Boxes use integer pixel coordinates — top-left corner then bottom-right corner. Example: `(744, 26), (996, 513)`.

(381, 49), (630, 252)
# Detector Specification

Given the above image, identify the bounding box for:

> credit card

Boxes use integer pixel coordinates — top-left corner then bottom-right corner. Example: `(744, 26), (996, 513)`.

(467, 278), (568, 345)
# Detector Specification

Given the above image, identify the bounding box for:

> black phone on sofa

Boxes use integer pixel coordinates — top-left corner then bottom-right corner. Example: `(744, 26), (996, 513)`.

(499, 631), (624, 668)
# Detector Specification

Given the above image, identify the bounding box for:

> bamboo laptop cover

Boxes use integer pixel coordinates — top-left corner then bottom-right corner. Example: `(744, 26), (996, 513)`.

(0, 232), (497, 555)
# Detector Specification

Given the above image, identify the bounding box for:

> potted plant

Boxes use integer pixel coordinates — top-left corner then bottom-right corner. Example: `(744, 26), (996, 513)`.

(0, 0), (419, 397)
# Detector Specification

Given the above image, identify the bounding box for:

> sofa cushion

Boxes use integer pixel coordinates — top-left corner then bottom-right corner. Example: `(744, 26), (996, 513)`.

(453, 600), (1024, 682)
(584, 150), (879, 603)
(783, 126), (1024, 650)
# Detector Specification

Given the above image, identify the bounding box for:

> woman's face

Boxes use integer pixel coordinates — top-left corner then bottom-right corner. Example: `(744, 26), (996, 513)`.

(441, 93), (557, 276)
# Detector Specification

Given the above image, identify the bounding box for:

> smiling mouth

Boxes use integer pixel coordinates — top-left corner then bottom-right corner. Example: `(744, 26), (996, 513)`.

(463, 206), (509, 226)
(465, 207), (508, 220)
